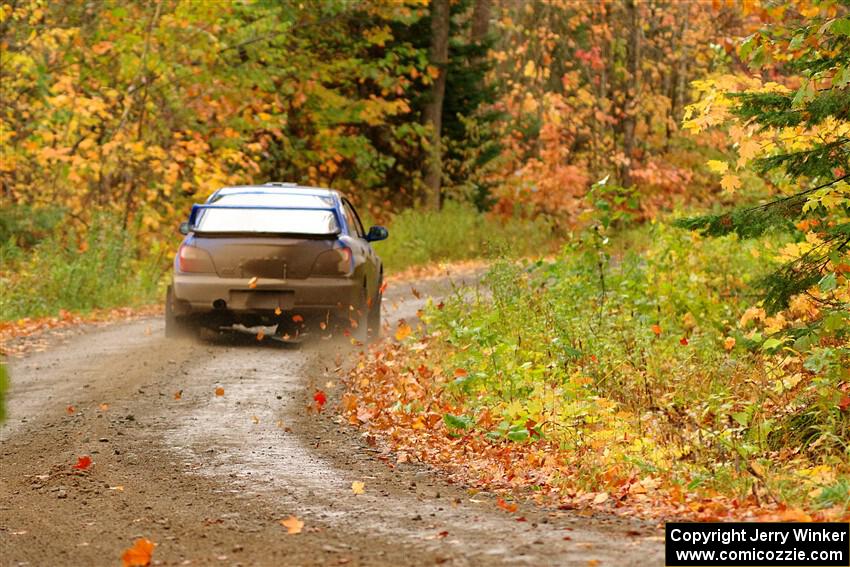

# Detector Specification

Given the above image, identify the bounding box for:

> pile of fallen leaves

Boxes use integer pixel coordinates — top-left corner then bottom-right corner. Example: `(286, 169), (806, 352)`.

(341, 338), (849, 523)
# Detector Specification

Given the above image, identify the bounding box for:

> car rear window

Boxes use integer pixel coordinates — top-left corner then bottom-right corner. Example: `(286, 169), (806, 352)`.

(194, 208), (340, 235)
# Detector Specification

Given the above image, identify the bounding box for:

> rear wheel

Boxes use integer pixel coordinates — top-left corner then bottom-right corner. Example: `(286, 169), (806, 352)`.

(165, 285), (196, 338)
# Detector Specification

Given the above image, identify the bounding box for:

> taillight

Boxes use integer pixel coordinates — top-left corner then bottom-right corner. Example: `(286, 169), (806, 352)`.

(311, 246), (353, 276)
(177, 244), (215, 273)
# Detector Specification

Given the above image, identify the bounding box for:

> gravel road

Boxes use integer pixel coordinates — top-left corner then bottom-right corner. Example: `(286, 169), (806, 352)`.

(1, 275), (664, 566)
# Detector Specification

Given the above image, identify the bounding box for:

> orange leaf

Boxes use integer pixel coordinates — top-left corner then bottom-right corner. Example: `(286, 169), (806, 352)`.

(99, 403), (109, 412)
(838, 395), (850, 412)
(292, 314), (304, 323)
(72, 455), (92, 470)
(174, 390), (182, 400)
(314, 390), (327, 410)
(280, 516), (304, 534)
(248, 276), (258, 289)
(215, 387), (225, 397)
(394, 322), (412, 341)
(379, 281), (388, 294)
(496, 498), (518, 513)
(274, 307), (282, 316)
(651, 324), (662, 336)
(66, 405), (75, 415)
(256, 329), (265, 341)
(121, 537), (155, 567)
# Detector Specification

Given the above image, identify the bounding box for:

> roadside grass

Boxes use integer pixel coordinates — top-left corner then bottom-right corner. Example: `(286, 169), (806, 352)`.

(0, 216), (165, 321)
(372, 201), (557, 274)
(344, 220), (850, 519)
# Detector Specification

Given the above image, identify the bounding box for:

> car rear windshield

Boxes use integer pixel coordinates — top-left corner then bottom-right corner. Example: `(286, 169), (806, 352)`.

(194, 208), (340, 235)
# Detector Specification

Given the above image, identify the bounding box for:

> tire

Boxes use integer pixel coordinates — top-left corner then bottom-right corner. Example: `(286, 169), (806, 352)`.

(165, 285), (195, 338)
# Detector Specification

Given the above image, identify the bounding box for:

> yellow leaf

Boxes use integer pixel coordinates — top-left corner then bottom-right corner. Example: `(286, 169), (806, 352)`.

(720, 174), (742, 193)
(394, 322), (412, 341)
(351, 481), (365, 495)
(523, 60), (536, 78)
(248, 276), (258, 289)
(280, 516), (304, 534)
(707, 160), (729, 174)
(274, 307), (282, 315)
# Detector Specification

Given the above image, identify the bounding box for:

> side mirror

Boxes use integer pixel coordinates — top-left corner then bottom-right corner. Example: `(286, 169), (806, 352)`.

(179, 221), (190, 235)
(365, 225), (388, 242)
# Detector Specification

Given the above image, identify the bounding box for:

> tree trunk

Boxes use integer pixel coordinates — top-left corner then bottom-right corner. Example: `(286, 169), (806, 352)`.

(423, 0), (450, 210)
(470, 0), (490, 45)
(620, 0), (641, 188)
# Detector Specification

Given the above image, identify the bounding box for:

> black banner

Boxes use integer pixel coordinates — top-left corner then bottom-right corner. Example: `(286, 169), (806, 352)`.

(666, 522), (849, 566)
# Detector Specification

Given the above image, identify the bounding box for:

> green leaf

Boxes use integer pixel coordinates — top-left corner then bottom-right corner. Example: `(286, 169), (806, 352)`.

(443, 413), (474, 430)
(830, 18), (850, 37)
(818, 272), (837, 293)
(762, 337), (784, 351)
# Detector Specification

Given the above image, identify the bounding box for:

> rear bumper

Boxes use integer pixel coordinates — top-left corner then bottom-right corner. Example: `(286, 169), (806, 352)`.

(172, 273), (361, 315)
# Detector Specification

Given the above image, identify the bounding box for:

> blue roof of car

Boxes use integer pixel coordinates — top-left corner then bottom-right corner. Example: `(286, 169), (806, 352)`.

(207, 183), (342, 203)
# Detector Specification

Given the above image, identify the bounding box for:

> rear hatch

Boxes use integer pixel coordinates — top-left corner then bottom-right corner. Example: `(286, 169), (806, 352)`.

(195, 236), (333, 279)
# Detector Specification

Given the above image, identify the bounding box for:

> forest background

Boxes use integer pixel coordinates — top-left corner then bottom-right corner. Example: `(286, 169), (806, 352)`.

(2, 0), (849, 518)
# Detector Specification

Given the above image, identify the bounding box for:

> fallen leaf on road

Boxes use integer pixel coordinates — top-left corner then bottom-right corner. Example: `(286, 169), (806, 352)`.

(99, 403), (109, 411)
(280, 516), (304, 534)
(411, 287), (421, 299)
(109, 486), (124, 491)
(496, 498), (518, 513)
(174, 390), (182, 400)
(73, 456), (92, 470)
(66, 405), (75, 415)
(351, 481), (365, 495)
(251, 415), (259, 424)
(587, 560), (600, 567)
(121, 537), (155, 567)
(592, 492), (609, 504)
(215, 387), (225, 397)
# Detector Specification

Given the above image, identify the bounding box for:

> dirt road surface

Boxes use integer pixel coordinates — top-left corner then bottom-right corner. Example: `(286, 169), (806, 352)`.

(1, 275), (664, 566)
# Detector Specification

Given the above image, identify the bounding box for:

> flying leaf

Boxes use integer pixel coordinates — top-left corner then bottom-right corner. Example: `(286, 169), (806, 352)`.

(395, 322), (412, 341)
(121, 537), (155, 567)
(274, 307), (282, 316)
(215, 387), (225, 397)
(73, 455), (92, 470)
(292, 314), (304, 323)
(379, 281), (388, 294)
(720, 174), (742, 193)
(351, 481), (365, 495)
(280, 516), (304, 534)
(256, 329), (265, 341)
(314, 390), (327, 410)
(248, 277), (258, 289)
